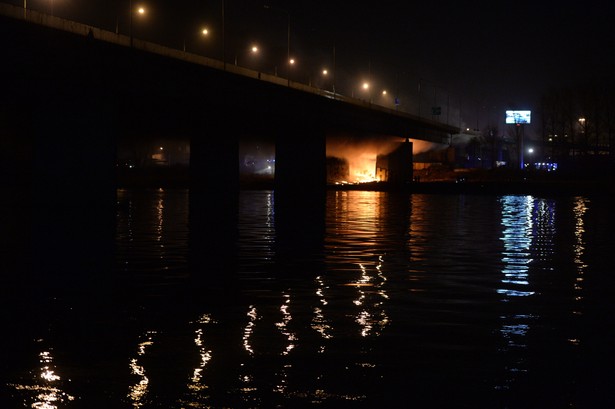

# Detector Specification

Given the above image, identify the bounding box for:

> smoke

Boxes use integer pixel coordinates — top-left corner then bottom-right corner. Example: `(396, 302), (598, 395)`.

(327, 135), (443, 158)
(409, 139), (443, 154)
(327, 134), (401, 158)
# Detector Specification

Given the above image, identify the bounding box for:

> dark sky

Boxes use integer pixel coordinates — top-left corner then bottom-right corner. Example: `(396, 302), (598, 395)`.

(11, 0), (615, 132)
(284, 1), (615, 125)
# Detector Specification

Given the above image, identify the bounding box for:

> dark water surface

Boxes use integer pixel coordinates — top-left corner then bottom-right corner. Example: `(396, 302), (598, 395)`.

(2, 189), (614, 408)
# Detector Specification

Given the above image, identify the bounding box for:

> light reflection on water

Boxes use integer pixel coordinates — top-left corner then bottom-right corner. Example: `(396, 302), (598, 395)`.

(4, 189), (614, 408)
(15, 348), (75, 409)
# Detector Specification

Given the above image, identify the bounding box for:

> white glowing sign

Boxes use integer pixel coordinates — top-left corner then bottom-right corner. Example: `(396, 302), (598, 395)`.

(505, 110), (531, 124)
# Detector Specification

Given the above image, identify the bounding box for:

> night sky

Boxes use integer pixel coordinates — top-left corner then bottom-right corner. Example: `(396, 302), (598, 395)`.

(8, 0), (615, 134)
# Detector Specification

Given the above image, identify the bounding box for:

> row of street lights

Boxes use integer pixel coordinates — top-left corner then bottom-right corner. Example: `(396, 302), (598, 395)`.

(22, 0), (394, 105)
(116, 2), (356, 96)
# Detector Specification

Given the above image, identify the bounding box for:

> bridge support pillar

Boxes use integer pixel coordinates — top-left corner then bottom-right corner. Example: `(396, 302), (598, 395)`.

(188, 117), (240, 291)
(273, 122), (326, 269)
(274, 122), (327, 195)
(391, 138), (413, 185)
(3, 91), (118, 293)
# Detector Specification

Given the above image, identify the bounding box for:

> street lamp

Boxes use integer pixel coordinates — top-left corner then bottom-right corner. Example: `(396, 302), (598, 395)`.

(264, 5), (290, 86)
(526, 147), (535, 169)
(380, 89), (391, 107)
(184, 26), (209, 52)
(235, 44), (259, 66)
(127, 2), (146, 48)
(362, 81), (372, 103)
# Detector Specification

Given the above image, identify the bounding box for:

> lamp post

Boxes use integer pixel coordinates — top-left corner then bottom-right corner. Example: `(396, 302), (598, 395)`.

(576, 116), (587, 157)
(527, 147), (534, 169)
(183, 27), (208, 53)
(128, 2), (145, 48)
(332, 45), (336, 98)
(362, 81), (371, 103)
(129, 0), (132, 47)
(222, 0), (225, 70)
(321, 68), (328, 90)
(264, 5), (290, 86)
(516, 123), (524, 170)
(235, 45), (258, 66)
(129, 0), (134, 47)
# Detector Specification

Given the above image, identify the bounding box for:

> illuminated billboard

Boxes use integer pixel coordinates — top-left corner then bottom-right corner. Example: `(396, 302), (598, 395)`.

(505, 110), (531, 124)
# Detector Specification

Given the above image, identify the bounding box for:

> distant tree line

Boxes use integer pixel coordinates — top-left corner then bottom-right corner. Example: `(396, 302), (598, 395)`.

(461, 79), (615, 177)
(538, 78), (615, 175)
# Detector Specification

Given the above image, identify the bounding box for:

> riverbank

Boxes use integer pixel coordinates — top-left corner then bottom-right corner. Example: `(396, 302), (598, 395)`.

(331, 167), (615, 197)
(331, 179), (614, 197)
(117, 166), (614, 197)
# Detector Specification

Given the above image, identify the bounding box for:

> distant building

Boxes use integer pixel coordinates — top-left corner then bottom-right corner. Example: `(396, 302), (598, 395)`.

(375, 139), (413, 184)
(326, 156), (350, 183)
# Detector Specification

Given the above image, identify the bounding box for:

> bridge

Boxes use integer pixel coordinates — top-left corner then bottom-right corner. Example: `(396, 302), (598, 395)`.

(0, 3), (460, 197)
(0, 3), (463, 286)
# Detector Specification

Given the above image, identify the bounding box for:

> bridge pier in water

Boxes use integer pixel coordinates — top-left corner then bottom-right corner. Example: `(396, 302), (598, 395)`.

(188, 116), (240, 290)
(273, 121), (327, 271)
(274, 121), (327, 194)
(0, 73), (118, 292)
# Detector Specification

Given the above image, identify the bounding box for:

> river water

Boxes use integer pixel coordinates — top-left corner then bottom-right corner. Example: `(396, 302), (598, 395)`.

(2, 188), (614, 408)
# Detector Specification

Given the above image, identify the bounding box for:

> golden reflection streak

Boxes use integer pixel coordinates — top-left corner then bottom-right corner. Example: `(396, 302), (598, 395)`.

(331, 192), (390, 338)
(311, 275), (333, 342)
(570, 197), (589, 343)
(128, 330), (156, 407)
(276, 293), (297, 356)
(353, 257), (390, 337)
(188, 313), (215, 392)
(239, 306), (261, 401)
(17, 348), (76, 409)
(155, 190), (164, 242)
(271, 292), (297, 396)
(243, 306), (258, 355)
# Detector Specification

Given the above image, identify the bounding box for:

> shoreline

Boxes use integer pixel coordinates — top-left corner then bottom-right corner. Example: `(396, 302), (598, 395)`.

(116, 178), (613, 198)
(327, 179), (614, 197)
(116, 168), (614, 197)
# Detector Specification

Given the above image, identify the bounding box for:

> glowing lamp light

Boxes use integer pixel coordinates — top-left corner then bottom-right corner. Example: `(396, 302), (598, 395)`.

(362, 82), (369, 90)
(137, 7), (145, 14)
(202, 28), (209, 35)
(289, 58), (295, 65)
